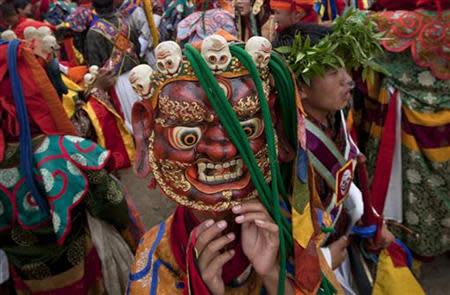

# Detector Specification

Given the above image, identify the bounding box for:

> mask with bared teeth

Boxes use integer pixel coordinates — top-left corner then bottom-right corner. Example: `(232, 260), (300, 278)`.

(130, 35), (294, 211)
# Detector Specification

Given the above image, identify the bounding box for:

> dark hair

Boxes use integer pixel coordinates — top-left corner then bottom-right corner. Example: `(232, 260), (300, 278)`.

(92, 0), (114, 15)
(272, 23), (333, 48)
(0, 3), (17, 18)
(13, 0), (30, 11)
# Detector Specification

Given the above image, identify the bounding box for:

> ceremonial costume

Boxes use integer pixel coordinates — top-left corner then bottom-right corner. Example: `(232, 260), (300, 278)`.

(119, 0), (161, 66)
(127, 35), (305, 294)
(10, 16), (54, 39)
(85, 11), (141, 132)
(0, 39), (143, 294)
(83, 81), (136, 170)
(356, 0), (450, 257)
(278, 10), (425, 294)
(235, 0), (271, 41)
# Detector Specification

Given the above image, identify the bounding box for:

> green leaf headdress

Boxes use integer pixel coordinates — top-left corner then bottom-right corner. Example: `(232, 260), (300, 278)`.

(276, 8), (386, 85)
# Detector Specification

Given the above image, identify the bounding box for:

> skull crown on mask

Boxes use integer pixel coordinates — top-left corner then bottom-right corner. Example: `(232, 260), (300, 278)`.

(201, 35), (232, 74)
(129, 64), (154, 99)
(155, 41), (183, 76)
(129, 35), (291, 211)
(245, 36), (272, 70)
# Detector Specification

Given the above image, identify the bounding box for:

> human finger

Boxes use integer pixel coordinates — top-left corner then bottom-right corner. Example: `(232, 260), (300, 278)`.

(198, 232), (235, 270)
(202, 250), (235, 282)
(232, 200), (266, 215)
(235, 212), (268, 224)
(254, 219), (279, 233)
(196, 220), (227, 254)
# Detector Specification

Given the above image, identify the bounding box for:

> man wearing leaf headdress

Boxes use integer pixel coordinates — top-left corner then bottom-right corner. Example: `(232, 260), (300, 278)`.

(276, 9), (425, 295)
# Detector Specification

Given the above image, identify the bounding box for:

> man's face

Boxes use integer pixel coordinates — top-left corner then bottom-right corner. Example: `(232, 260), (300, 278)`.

(18, 3), (33, 17)
(302, 68), (354, 113)
(148, 76), (271, 211)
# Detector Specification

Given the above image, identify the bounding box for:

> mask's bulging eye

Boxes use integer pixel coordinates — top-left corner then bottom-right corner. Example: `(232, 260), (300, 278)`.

(240, 118), (264, 139)
(170, 127), (202, 150)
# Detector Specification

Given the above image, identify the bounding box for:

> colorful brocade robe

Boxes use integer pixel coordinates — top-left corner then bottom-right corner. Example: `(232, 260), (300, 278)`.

(359, 9), (450, 257)
(89, 15), (140, 75)
(128, 218), (266, 295)
(83, 89), (135, 170)
(0, 135), (135, 294)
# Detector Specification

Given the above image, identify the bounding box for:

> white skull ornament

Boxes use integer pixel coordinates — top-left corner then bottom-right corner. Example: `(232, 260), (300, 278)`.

(245, 36), (272, 70)
(155, 41), (182, 76)
(37, 26), (52, 38)
(89, 65), (99, 76)
(201, 35), (231, 73)
(84, 73), (96, 86)
(34, 35), (59, 60)
(129, 64), (153, 99)
(23, 27), (38, 42)
(1, 30), (17, 41)
(83, 65), (100, 87)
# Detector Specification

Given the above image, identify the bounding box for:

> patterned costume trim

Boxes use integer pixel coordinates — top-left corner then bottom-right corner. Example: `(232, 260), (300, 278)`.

(372, 10), (450, 80)
(90, 17), (139, 75)
(0, 135), (110, 244)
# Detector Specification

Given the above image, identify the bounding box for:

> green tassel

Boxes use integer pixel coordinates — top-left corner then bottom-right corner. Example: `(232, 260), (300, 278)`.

(184, 44), (295, 295)
(319, 273), (337, 295)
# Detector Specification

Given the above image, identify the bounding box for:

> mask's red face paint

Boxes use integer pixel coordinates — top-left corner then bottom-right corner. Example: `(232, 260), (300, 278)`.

(148, 76), (271, 211)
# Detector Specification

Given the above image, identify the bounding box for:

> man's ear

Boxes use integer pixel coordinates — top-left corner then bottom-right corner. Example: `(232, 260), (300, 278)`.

(131, 100), (155, 178)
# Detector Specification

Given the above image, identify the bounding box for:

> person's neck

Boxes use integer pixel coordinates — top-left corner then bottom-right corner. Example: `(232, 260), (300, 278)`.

(303, 101), (333, 127)
(191, 208), (234, 223)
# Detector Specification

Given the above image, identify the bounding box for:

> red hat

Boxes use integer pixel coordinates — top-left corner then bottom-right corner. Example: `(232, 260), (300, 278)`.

(270, 0), (314, 14)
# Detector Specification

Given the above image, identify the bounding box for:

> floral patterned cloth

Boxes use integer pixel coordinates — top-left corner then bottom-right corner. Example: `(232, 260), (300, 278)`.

(0, 135), (132, 282)
(176, 8), (237, 44)
(362, 51), (450, 256)
(372, 9), (450, 80)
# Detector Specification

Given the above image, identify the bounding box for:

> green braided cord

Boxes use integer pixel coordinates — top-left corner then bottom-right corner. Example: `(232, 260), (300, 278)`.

(268, 53), (339, 295)
(184, 45), (286, 295)
(229, 46), (288, 295)
(229, 45), (292, 243)
(229, 46), (292, 243)
(269, 52), (338, 295)
(184, 46), (273, 202)
(268, 53), (297, 148)
(268, 53), (298, 189)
